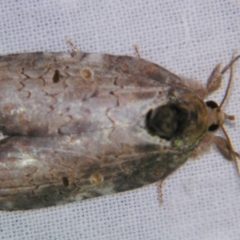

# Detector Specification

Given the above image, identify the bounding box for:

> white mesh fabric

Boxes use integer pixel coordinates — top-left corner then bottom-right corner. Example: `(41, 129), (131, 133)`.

(0, 1), (240, 240)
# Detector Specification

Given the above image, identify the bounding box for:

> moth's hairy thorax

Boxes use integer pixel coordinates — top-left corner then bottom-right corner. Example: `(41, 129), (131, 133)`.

(169, 89), (208, 148)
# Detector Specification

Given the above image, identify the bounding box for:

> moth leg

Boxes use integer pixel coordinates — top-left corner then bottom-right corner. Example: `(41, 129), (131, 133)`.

(206, 54), (240, 95)
(133, 44), (141, 58)
(194, 132), (236, 160)
(65, 37), (78, 52)
(191, 132), (214, 158)
(157, 180), (164, 205)
(195, 133), (240, 175)
(213, 136), (240, 160)
(206, 63), (222, 94)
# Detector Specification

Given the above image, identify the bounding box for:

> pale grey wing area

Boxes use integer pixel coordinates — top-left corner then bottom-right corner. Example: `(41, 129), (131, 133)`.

(0, 52), (183, 137)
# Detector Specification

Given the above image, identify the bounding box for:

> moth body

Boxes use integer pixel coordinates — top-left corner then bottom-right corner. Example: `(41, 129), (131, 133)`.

(0, 50), (238, 210)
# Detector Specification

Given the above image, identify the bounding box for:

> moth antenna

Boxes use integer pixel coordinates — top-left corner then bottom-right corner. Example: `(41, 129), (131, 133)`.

(221, 125), (240, 177)
(219, 54), (240, 108)
(219, 54), (240, 177)
(221, 55), (240, 75)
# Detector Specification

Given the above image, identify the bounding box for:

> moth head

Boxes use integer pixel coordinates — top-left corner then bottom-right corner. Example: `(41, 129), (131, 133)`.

(205, 55), (240, 177)
(205, 100), (235, 132)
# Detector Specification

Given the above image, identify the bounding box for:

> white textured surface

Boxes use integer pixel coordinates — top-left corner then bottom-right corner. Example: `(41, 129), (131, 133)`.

(0, 1), (240, 240)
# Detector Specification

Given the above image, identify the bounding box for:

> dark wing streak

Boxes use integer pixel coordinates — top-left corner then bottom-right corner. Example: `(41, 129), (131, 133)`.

(0, 135), (191, 210)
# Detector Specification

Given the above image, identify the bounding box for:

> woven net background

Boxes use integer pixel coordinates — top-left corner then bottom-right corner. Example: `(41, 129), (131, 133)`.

(0, 1), (240, 239)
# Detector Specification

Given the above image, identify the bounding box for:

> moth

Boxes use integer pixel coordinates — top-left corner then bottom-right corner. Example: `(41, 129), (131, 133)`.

(0, 44), (239, 210)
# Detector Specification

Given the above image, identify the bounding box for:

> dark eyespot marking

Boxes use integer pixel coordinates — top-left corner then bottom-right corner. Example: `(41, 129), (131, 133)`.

(208, 123), (219, 131)
(53, 69), (60, 83)
(206, 100), (219, 109)
(146, 103), (188, 140)
(62, 177), (69, 187)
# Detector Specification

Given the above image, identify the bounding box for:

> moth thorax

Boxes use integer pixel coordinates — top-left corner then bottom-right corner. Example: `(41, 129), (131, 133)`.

(146, 92), (209, 144)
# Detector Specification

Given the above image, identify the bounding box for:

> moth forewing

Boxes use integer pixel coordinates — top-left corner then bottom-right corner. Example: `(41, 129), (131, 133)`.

(0, 50), (239, 210)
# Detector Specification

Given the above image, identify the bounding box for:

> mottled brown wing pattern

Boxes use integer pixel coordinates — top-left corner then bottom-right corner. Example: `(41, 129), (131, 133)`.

(0, 136), (191, 210)
(0, 51), (237, 210)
